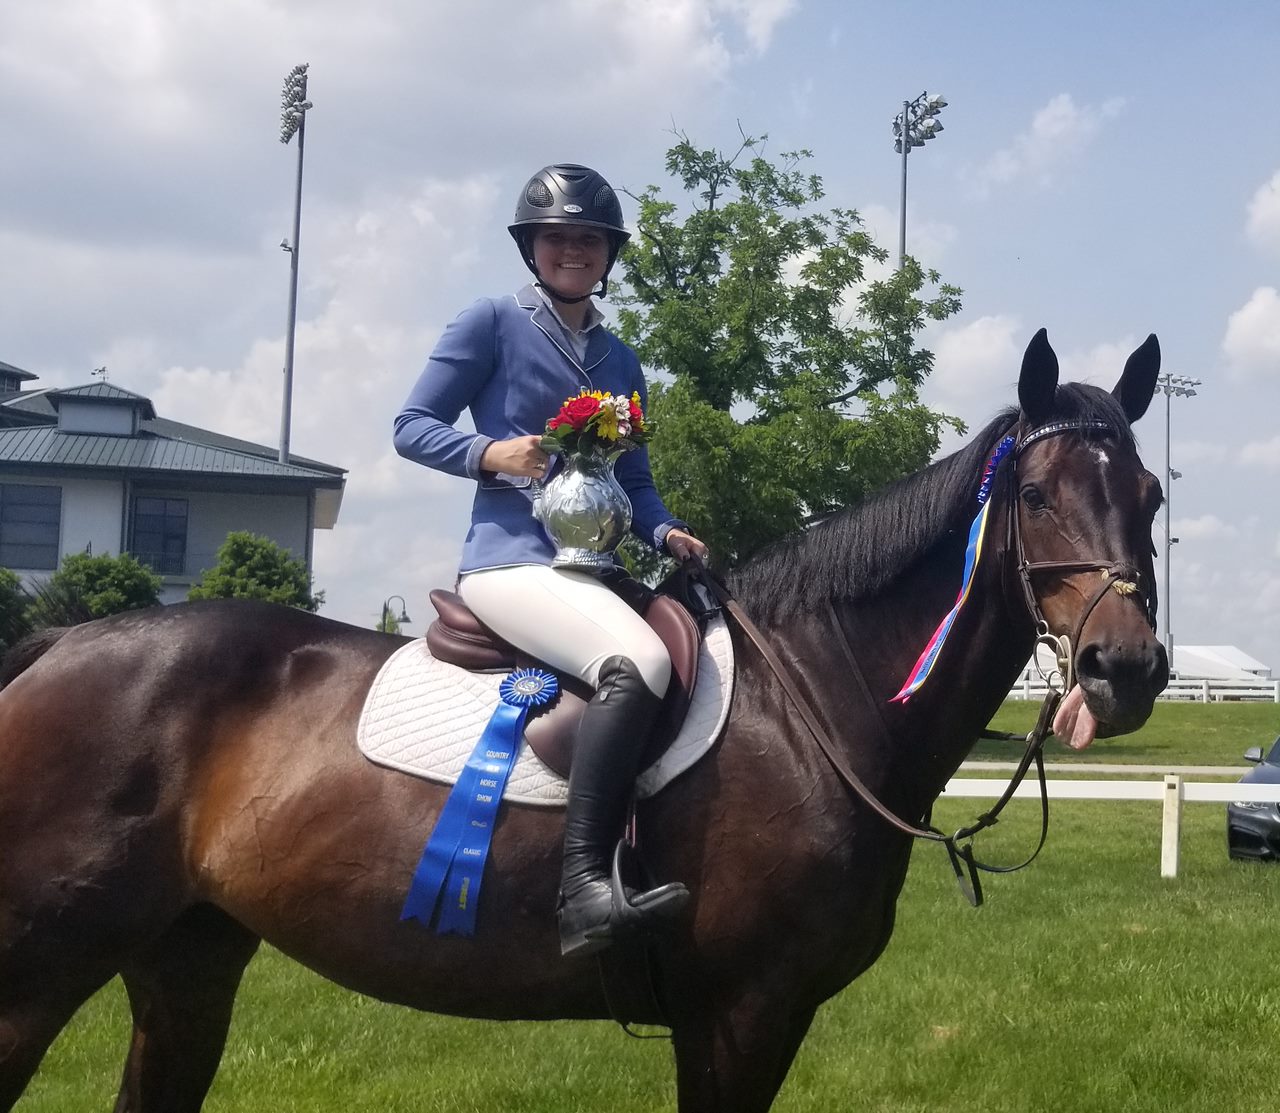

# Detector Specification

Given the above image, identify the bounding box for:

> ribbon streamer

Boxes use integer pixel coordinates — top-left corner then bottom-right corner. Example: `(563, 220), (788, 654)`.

(891, 435), (1015, 703)
(401, 668), (558, 935)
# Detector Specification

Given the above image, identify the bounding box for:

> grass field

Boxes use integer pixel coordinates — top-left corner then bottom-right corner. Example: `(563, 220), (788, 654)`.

(17, 700), (1280, 1111)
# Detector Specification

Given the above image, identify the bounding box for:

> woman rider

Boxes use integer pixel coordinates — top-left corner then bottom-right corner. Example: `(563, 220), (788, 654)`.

(393, 163), (709, 957)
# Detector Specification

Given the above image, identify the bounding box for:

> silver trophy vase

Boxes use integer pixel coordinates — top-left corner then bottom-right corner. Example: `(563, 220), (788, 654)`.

(533, 449), (632, 572)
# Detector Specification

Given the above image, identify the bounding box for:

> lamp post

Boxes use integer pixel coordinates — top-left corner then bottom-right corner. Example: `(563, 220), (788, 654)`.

(892, 91), (948, 269)
(278, 63), (313, 466)
(381, 595), (412, 634)
(1158, 373), (1201, 671)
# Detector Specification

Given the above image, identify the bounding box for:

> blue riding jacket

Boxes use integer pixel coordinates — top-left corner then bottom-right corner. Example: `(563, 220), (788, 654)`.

(394, 285), (686, 575)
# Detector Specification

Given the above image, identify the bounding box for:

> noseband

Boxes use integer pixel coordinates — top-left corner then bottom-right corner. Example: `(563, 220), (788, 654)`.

(1009, 419), (1157, 688)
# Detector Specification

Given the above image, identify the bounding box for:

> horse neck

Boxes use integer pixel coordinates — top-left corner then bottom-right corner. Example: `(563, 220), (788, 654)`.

(737, 480), (1036, 817)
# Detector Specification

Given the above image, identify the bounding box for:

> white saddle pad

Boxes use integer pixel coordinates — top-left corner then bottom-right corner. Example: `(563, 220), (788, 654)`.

(356, 614), (734, 806)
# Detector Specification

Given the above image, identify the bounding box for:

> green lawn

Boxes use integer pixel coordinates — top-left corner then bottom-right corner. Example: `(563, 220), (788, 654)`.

(16, 700), (1280, 1112)
(976, 698), (1279, 766)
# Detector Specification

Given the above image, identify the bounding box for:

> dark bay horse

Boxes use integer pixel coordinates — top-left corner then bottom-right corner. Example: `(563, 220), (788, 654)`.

(0, 331), (1168, 1112)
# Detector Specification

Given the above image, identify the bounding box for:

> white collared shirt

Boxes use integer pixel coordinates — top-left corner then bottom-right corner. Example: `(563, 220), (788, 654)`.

(534, 286), (604, 364)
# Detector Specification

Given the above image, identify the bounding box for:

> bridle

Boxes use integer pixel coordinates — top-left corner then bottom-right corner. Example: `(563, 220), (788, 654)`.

(694, 417), (1157, 905)
(1008, 419), (1158, 691)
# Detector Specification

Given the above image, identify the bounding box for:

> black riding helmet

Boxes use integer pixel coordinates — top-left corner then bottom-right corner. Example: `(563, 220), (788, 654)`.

(508, 163), (630, 302)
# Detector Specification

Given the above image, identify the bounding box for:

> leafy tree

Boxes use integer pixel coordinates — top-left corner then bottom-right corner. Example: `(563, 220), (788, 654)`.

(25, 552), (162, 627)
(376, 611), (401, 634)
(187, 531), (324, 611)
(613, 130), (963, 572)
(0, 567), (31, 652)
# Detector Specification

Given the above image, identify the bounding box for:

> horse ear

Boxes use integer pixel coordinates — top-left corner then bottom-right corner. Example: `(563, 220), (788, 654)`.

(1112, 333), (1160, 424)
(1018, 328), (1059, 424)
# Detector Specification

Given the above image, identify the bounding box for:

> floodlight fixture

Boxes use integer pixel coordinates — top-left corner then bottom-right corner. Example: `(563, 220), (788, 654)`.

(1156, 371), (1204, 669)
(892, 90), (950, 268)
(278, 62), (313, 465)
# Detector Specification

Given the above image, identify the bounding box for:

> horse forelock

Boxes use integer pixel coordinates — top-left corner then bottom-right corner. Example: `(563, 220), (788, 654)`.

(729, 381), (1141, 624)
(1031, 382), (1139, 451)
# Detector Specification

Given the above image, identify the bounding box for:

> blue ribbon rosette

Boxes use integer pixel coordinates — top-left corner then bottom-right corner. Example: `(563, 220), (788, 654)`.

(401, 668), (558, 935)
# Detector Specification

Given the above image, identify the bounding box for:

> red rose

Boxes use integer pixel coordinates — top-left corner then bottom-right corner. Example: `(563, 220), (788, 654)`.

(547, 415), (569, 431)
(564, 395), (600, 430)
(629, 400), (644, 423)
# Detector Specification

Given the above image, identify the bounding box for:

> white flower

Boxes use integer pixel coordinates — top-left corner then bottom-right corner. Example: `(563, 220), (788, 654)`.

(617, 420), (632, 438)
(611, 395), (631, 419)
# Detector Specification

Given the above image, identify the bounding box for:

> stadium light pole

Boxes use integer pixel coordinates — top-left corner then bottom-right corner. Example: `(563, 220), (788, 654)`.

(381, 595), (412, 634)
(1158, 373), (1201, 671)
(278, 63), (313, 466)
(892, 91), (948, 269)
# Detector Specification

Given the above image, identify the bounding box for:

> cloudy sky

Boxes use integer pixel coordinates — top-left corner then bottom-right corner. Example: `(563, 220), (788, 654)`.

(3, 1), (1278, 674)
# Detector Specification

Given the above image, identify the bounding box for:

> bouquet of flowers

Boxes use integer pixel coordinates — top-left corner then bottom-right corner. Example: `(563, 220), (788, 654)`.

(541, 389), (653, 456)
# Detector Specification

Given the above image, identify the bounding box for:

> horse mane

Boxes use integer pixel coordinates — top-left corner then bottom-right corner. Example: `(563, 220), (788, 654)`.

(0, 626), (71, 689)
(730, 382), (1137, 623)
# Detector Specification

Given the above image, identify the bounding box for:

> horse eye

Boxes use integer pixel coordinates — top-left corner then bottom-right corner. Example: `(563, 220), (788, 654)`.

(1020, 485), (1047, 511)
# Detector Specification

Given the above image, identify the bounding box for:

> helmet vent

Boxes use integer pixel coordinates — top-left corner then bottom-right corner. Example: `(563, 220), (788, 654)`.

(593, 185), (616, 213)
(525, 181), (554, 208)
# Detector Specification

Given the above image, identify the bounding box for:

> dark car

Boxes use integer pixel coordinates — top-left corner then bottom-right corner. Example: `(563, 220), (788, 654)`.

(1228, 735), (1280, 860)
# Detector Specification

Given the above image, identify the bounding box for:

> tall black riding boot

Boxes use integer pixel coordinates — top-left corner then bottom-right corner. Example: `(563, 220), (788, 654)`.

(558, 655), (690, 957)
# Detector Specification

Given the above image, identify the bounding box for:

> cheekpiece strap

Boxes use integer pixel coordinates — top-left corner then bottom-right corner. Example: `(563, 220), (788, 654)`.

(1016, 420), (1113, 454)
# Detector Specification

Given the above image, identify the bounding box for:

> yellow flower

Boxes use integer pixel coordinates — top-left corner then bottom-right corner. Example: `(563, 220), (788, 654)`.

(596, 405), (621, 441)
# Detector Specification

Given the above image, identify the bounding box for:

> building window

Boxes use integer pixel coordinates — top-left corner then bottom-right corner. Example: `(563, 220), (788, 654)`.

(131, 497), (188, 575)
(0, 483), (62, 570)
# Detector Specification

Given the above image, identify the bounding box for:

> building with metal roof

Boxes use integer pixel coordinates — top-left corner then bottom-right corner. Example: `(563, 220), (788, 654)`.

(0, 360), (346, 602)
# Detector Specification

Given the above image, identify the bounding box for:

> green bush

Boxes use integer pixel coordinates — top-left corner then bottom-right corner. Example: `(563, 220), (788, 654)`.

(187, 532), (324, 611)
(24, 552), (162, 628)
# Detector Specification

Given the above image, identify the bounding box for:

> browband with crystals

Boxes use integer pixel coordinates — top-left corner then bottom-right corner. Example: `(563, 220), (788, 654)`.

(1016, 419), (1113, 454)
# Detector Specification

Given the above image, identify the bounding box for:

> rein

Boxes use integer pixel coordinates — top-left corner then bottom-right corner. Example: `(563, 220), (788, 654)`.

(691, 417), (1157, 905)
(699, 569), (1056, 905)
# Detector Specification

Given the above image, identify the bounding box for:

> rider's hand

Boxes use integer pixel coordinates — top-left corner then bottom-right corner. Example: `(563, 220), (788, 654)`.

(480, 436), (552, 479)
(666, 529), (709, 564)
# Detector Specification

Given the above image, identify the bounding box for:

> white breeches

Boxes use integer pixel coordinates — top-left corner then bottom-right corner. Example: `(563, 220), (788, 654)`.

(458, 565), (671, 698)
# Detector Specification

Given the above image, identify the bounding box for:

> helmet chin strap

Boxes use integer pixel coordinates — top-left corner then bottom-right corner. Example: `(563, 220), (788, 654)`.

(533, 277), (608, 304)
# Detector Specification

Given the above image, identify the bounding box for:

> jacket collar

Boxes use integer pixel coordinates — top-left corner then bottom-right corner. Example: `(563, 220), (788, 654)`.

(516, 284), (611, 374)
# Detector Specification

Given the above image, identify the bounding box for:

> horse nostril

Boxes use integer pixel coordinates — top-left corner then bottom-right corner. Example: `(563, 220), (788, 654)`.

(1076, 642), (1104, 683)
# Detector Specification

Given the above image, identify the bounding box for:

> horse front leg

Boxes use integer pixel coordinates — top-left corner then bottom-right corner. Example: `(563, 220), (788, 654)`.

(671, 994), (817, 1113)
(114, 904), (261, 1113)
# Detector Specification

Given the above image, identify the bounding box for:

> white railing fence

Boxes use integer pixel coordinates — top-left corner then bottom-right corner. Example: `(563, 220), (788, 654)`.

(943, 775), (1279, 878)
(1007, 675), (1279, 703)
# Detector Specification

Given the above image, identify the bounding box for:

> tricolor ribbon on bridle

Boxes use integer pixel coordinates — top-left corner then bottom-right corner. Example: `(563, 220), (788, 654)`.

(401, 667), (558, 935)
(890, 434), (1016, 703)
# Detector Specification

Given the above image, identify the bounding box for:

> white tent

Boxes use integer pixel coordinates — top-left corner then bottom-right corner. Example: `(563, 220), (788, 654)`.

(1172, 645), (1271, 680)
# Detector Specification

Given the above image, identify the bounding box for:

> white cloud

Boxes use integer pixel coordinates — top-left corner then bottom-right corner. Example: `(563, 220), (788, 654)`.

(142, 172), (505, 624)
(1056, 336), (1144, 388)
(859, 203), (957, 271)
(968, 94), (1126, 197)
(930, 315), (1023, 403)
(1176, 439), (1230, 467)
(1241, 435), (1280, 470)
(713, 0), (798, 52)
(1246, 170), (1280, 256)
(1173, 514), (1238, 541)
(924, 316), (1023, 453)
(1222, 286), (1280, 378)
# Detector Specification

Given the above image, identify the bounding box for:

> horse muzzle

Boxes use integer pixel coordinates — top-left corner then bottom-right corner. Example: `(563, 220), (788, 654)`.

(1075, 637), (1169, 737)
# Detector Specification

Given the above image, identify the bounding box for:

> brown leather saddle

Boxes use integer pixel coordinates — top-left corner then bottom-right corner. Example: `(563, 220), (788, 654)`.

(425, 585), (703, 778)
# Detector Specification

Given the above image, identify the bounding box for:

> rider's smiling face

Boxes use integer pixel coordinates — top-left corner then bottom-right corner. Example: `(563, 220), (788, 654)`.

(532, 227), (609, 300)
